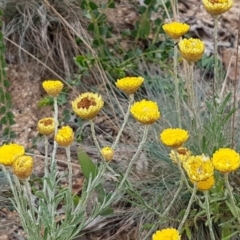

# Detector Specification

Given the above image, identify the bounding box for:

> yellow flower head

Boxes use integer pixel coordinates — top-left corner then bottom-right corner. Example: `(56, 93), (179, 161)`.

(37, 118), (55, 135)
(55, 126), (74, 147)
(191, 175), (215, 191)
(162, 22), (190, 39)
(152, 228), (181, 240)
(116, 76), (144, 95)
(178, 38), (205, 62)
(160, 128), (189, 148)
(183, 154), (214, 182)
(101, 146), (114, 162)
(130, 99), (160, 124)
(13, 155), (34, 179)
(202, 0), (233, 15)
(72, 92), (104, 120)
(212, 148), (240, 173)
(169, 147), (191, 164)
(42, 80), (63, 97)
(0, 143), (25, 166)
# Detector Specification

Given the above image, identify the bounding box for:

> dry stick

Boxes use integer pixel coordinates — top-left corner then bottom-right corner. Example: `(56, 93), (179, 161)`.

(231, 14), (240, 148)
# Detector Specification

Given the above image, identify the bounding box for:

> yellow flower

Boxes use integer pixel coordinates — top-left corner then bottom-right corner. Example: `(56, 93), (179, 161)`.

(212, 148), (240, 173)
(42, 80), (63, 97)
(101, 146), (114, 162)
(178, 38), (205, 62)
(55, 126), (74, 147)
(191, 175), (215, 191)
(0, 144), (25, 166)
(169, 147), (191, 164)
(130, 99), (160, 124)
(183, 154), (214, 182)
(202, 0), (233, 15)
(13, 155), (34, 179)
(37, 118), (55, 135)
(162, 22), (190, 39)
(72, 92), (104, 120)
(160, 128), (189, 148)
(115, 76), (144, 95)
(152, 228), (181, 240)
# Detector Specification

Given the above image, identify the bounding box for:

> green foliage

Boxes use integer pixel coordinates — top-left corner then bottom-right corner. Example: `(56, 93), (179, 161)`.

(0, 9), (16, 142)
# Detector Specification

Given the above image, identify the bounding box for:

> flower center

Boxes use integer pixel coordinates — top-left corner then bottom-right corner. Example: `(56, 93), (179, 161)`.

(41, 119), (53, 126)
(78, 97), (96, 109)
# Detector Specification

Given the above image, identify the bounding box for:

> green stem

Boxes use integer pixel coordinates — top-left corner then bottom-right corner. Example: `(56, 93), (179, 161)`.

(112, 94), (134, 150)
(224, 173), (240, 225)
(213, 15), (218, 96)
(204, 191), (215, 240)
(65, 146), (72, 191)
(43, 135), (49, 194)
(117, 125), (149, 190)
(162, 177), (183, 217)
(178, 183), (197, 232)
(173, 42), (181, 127)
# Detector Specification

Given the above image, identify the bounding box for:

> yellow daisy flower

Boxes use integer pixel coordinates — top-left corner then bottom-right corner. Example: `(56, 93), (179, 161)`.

(212, 148), (240, 173)
(152, 228), (181, 240)
(183, 154), (214, 182)
(160, 128), (189, 148)
(169, 147), (191, 164)
(0, 143), (25, 166)
(162, 22), (190, 39)
(202, 0), (233, 15)
(191, 175), (215, 191)
(101, 146), (114, 162)
(72, 92), (104, 120)
(37, 118), (55, 135)
(55, 126), (74, 147)
(116, 76), (144, 95)
(178, 38), (205, 62)
(13, 155), (34, 179)
(130, 99), (160, 124)
(42, 80), (63, 97)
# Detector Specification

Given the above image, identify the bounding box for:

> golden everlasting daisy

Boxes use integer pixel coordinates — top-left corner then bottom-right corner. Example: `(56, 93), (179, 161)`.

(183, 154), (214, 182)
(101, 146), (114, 162)
(116, 76), (144, 95)
(160, 128), (189, 148)
(13, 155), (34, 179)
(169, 147), (191, 164)
(55, 126), (74, 147)
(0, 143), (25, 166)
(212, 148), (240, 173)
(72, 92), (104, 120)
(42, 80), (63, 97)
(37, 118), (55, 135)
(152, 228), (181, 240)
(202, 0), (233, 15)
(191, 175), (215, 191)
(178, 38), (205, 62)
(130, 99), (160, 124)
(162, 22), (190, 39)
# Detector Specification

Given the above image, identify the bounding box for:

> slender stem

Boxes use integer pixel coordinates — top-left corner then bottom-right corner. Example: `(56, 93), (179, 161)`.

(224, 173), (240, 225)
(65, 146), (72, 191)
(213, 15), (218, 96)
(204, 191), (216, 240)
(178, 183), (197, 232)
(162, 178), (183, 217)
(173, 41), (181, 127)
(43, 135), (49, 194)
(112, 94), (134, 150)
(117, 125), (149, 190)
